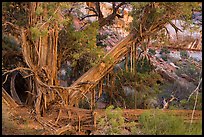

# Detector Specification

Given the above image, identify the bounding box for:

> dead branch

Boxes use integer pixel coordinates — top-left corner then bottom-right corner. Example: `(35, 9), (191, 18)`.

(85, 6), (98, 15)
(2, 87), (18, 108)
(165, 18), (183, 33)
(187, 78), (202, 102)
(35, 116), (56, 134)
(3, 21), (21, 31)
(80, 14), (98, 21)
(2, 67), (33, 76)
(2, 74), (9, 85)
(190, 84), (199, 125)
(54, 124), (72, 135)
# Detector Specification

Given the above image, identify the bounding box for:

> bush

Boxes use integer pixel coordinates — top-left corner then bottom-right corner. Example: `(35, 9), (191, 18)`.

(114, 70), (163, 109)
(160, 54), (168, 61)
(95, 105), (136, 135)
(148, 48), (156, 55)
(160, 47), (170, 54)
(181, 93), (202, 110)
(159, 47), (170, 61)
(96, 105), (125, 135)
(180, 50), (189, 59)
(134, 109), (202, 135)
(136, 56), (155, 73)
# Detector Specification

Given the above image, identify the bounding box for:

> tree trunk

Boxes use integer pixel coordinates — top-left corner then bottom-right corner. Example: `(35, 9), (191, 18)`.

(21, 2), (59, 114)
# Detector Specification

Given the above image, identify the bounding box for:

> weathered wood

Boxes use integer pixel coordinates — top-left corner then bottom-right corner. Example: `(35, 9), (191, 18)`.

(93, 111), (97, 130)
(125, 52), (129, 72)
(69, 33), (135, 105)
(98, 80), (103, 98)
(130, 44), (133, 73)
(34, 104), (202, 135)
(10, 72), (22, 105)
(2, 87), (18, 108)
(54, 124), (72, 135)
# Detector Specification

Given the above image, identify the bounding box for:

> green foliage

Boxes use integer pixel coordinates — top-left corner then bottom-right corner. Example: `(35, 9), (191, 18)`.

(160, 47), (170, 54)
(2, 35), (26, 69)
(175, 58), (201, 84)
(96, 34), (108, 47)
(180, 50), (189, 59)
(148, 48), (156, 55)
(135, 109), (202, 135)
(35, 6), (43, 16)
(2, 2), (29, 27)
(96, 105), (136, 135)
(159, 47), (170, 61)
(130, 2), (201, 43)
(2, 35), (21, 51)
(30, 27), (41, 41)
(130, 2), (149, 32)
(30, 27), (49, 41)
(58, 19), (104, 79)
(115, 70), (163, 109)
(136, 56), (155, 73)
(179, 93), (202, 110)
(134, 72), (162, 109)
(97, 106), (124, 135)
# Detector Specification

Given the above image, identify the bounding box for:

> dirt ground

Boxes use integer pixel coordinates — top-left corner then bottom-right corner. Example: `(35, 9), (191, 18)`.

(2, 100), (45, 135)
(2, 98), (202, 135)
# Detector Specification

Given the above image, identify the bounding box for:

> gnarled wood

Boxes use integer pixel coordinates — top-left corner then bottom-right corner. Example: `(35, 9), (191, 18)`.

(2, 87), (18, 108)
(69, 33), (136, 106)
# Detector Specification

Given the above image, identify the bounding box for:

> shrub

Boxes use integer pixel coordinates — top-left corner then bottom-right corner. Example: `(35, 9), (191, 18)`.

(159, 47), (170, 61)
(95, 105), (136, 135)
(136, 56), (155, 73)
(160, 54), (168, 61)
(96, 105), (125, 135)
(180, 50), (189, 59)
(180, 93), (202, 110)
(148, 48), (156, 55)
(160, 47), (170, 54)
(114, 70), (163, 109)
(134, 109), (202, 135)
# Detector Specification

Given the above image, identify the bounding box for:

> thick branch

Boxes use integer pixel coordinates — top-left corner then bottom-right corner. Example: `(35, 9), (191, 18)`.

(112, 2), (116, 10)
(94, 2), (103, 20)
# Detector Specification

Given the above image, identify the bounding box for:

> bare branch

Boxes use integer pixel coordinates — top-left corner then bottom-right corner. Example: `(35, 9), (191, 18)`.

(190, 82), (200, 125)
(3, 21), (21, 31)
(85, 7), (97, 15)
(2, 67), (34, 77)
(187, 78), (202, 102)
(80, 14), (98, 21)
(164, 18), (183, 33)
